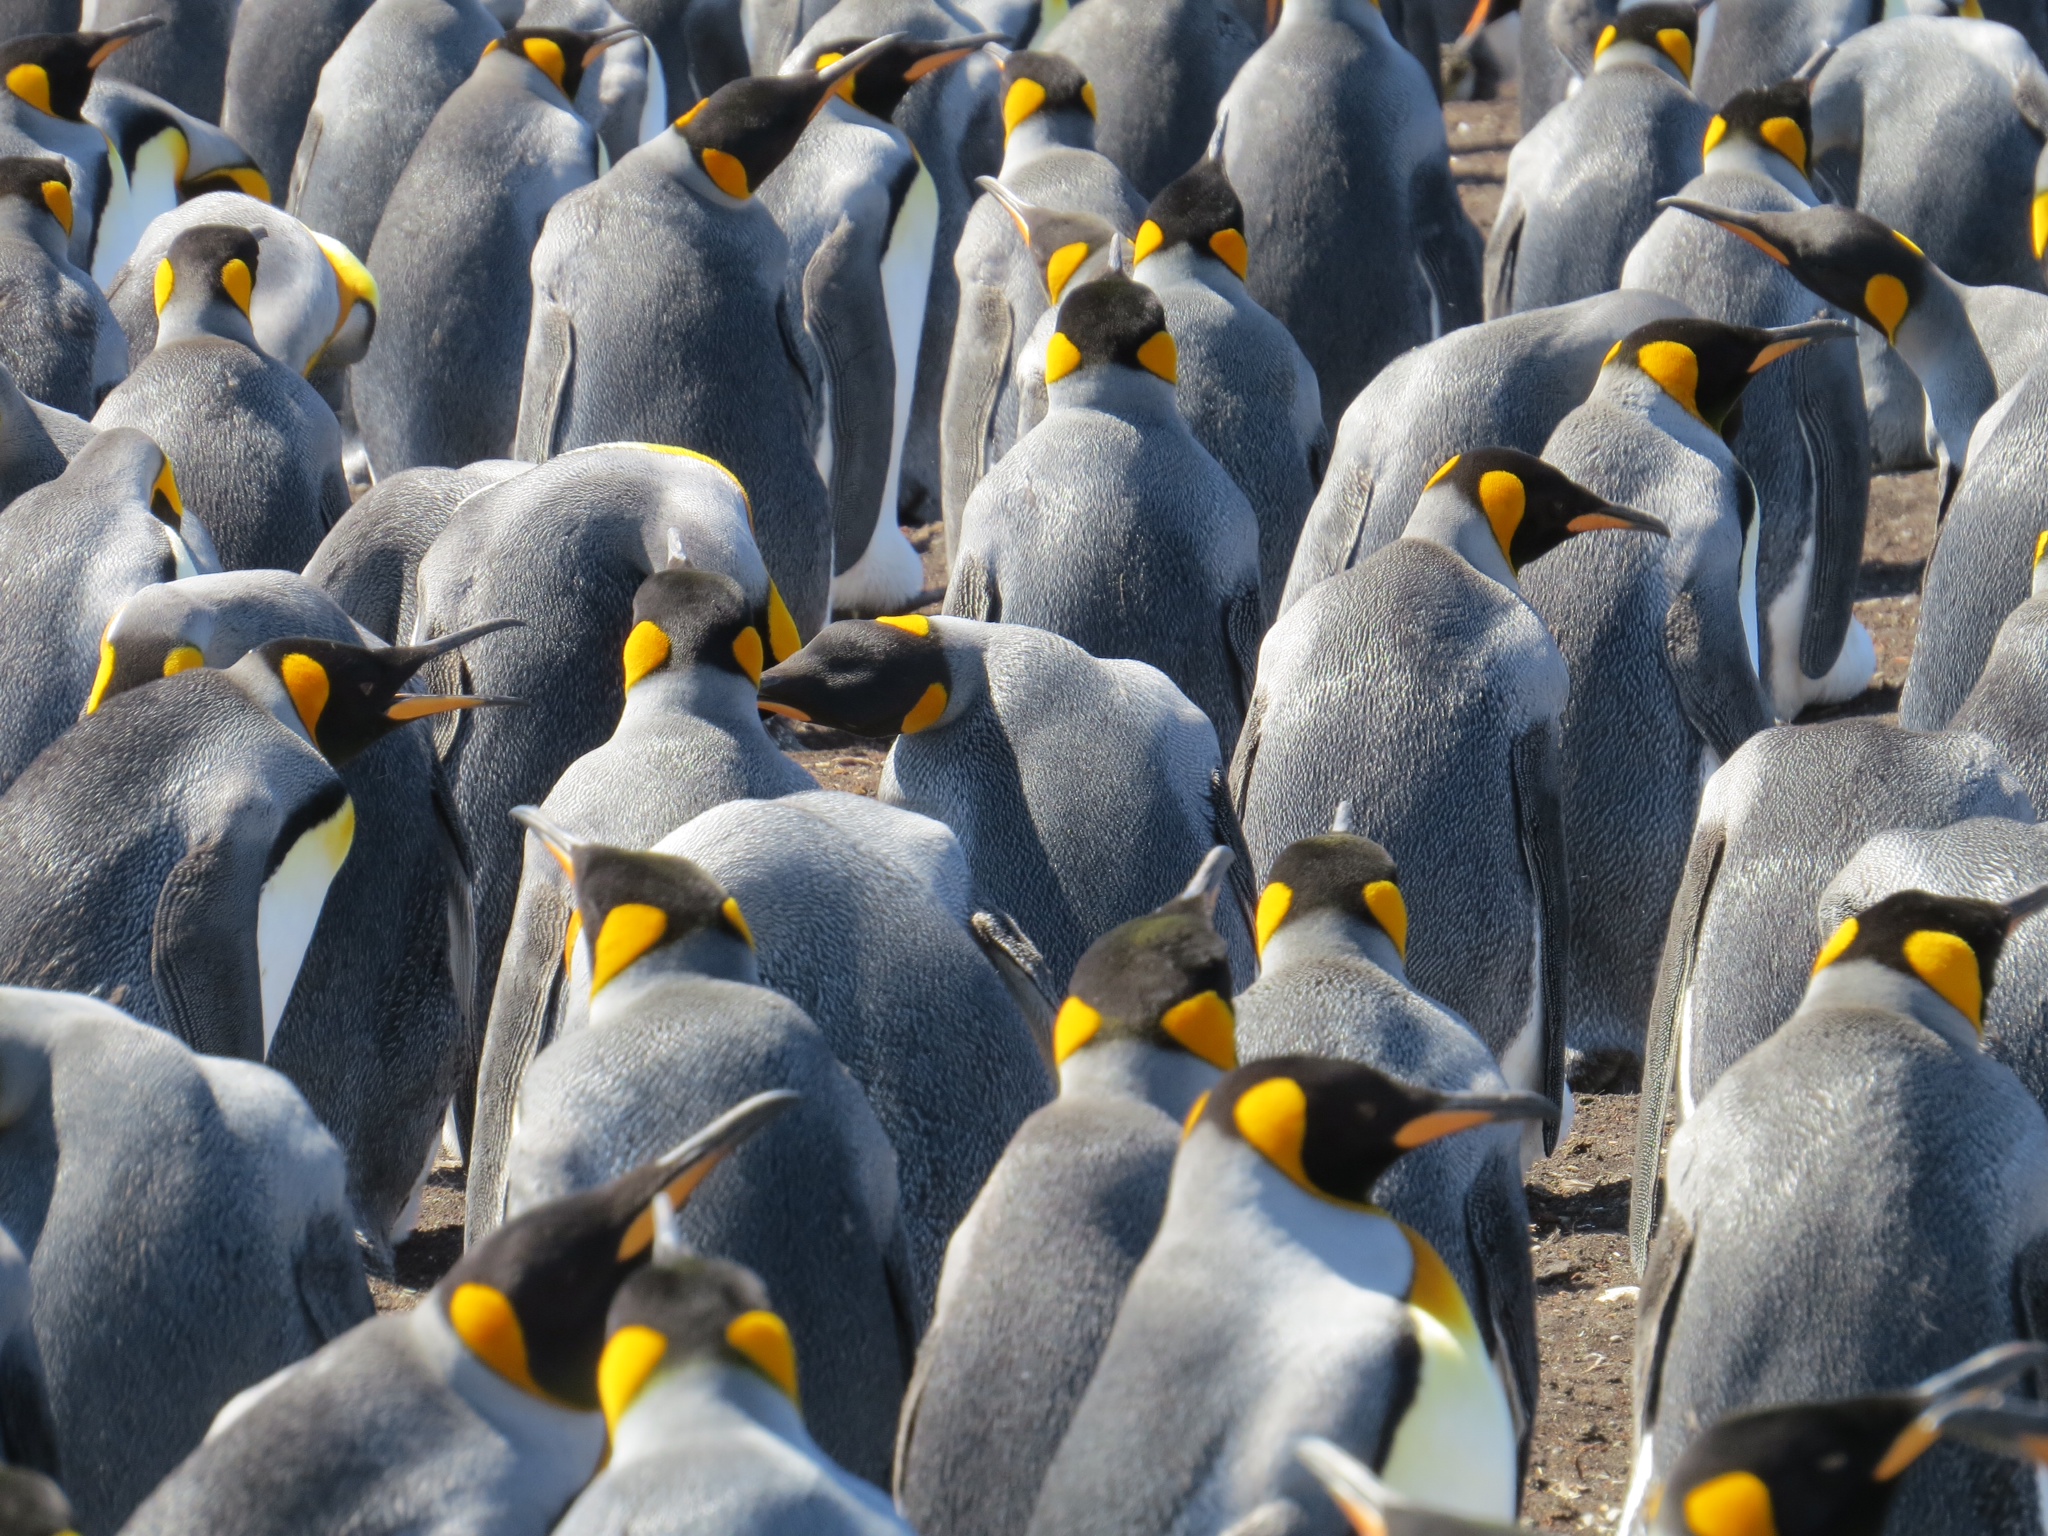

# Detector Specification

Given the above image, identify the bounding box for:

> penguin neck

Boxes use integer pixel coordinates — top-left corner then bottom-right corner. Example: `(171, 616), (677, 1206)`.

(1046, 366), (1181, 424)
(1402, 496), (1520, 595)
(1276, 0), (1389, 36)
(156, 293), (261, 352)
(410, 1302), (608, 1485)
(1135, 243), (1244, 299)
(1894, 277), (1999, 476)
(589, 944), (764, 1026)
(1060, 1034), (1219, 1122)
(1803, 960), (1983, 1051)
(0, 198), (67, 264)
(620, 664), (762, 734)
(1702, 140), (1818, 204)
(610, 1358), (810, 1468)
(1590, 41), (1688, 84)
(1000, 113), (1094, 173)
(224, 658), (322, 755)
(645, 130), (755, 210)
(1598, 366), (1728, 458)
(1259, 907), (1407, 984)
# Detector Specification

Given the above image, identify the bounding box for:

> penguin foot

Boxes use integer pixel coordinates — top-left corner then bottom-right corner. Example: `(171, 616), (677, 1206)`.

(830, 523), (932, 617)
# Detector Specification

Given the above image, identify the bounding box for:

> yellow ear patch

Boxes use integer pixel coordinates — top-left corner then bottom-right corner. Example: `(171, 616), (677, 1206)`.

(2034, 529), (2048, 569)
(4, 63), (50, 115)
(720, 895), (754, 948)
(1254, 880), (1294, 955)
(1682, 1469), (1777, 1536)
(1160, 989), (1237, 1070)
(1045, 331), (1082, 384)
(1003, 77), (1047, 137)
(1637, 339), (1702, 418)
(726, 1310), (799, 1401)
(563, 907), (582, 971)
(2033, 192), (2048, 260)
(279, 652), (330, 736)
(153, 459), (182, 518)
(1136, 330), (1177, 383)
(1864, 272), (1909, 342)
(732, 626), (764, 685)
(448, 1282), (544, 1395)
(1133, 219), (1164, 265)
(1903, 928), (1983, 1028)
(162, 645), (203, 677)
(1894, 229), (1925, 258)
(673, 97), (707, 128)
(1046, 240), (1090, 300)
(219, 258), (253, 317)
(1363, 879), (1407, 959)
(592, 901), (669, 992)
(1656, 27), (1692, 79)
(38, 179), (69, 235)
(1759, 116), (1807, 172)
(1208, 227), (1249, 279)
(1702, 115), (1728, 156)
(153, 259), (174, 317)
(877, 612), (930, 636)
(598, 1323), (667, 1433)
(1181, 1088), (1211, 1138)
(622, 620), (672, 691)
(813, 50), (856, 104)
(1080, 81), (1097, 115)
(521, 35), (568, 88)
(701, 147), (750, 199)
(1593, 23), (1617, 56)
(767, 584), (800, 663)
(1477, 470), (1526, 561)
(1234, 1076), (1312, 1188)
(900, 681), (948, 733)
(1813, 916), (1859, 972)
(85, 639), (115, 715)
(1424, 454), (1460, 489)
(1052, 995), (1102, 1063)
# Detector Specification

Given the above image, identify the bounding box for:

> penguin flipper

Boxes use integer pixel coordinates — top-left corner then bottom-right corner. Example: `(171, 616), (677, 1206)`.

(1632, 1206), (1692, 1437)
(939, 282), (1012, 531)
(1227, 685), (1265, 820)
(804, 221), (899, 575)
(1208, 768), (1259, 928)
(1224, 585), (1265, 720)
(1662, 580), (1773, 764)
(1411, 159), (1485, 335)
(150, 833), (271, 1061)
(1482, 191), (1524, 322)
(1471, 1150), (1541, 1445)
(1630, 823), (1724, 1272)
(291, 1206), (373, 1344)
(971, 910), (1059, 1066)
(944, 550), (1000, 623)
(513, 300), (575, 465)
(1793, 356), (1868, 683)
(1509, 724), (1568, 1153)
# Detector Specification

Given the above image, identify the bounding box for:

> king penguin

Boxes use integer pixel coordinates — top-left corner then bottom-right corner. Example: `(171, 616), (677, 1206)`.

(1953, 535), (2048, 810)
(92, 224), (348, 573)
(0, 158), (118, 417)
(79, 0), (237, 121)
(1690, 0), (1864, 108)
(756, 611), (1260, 988)
(1485, 2), (1711, 317)
(514, 40), (895, 645)
(946, 273), (1264, 755)
(1628, 887), (2048, 1536)
(1234, 448), (1667, 1149)
(497, 821), (916, 1486)
(1027, 1055), (1552, 1535)
(1237, 825), (1541, 1441)
(1527, 319), (1837, 1074)
(896, 856), (1238, 1536)
(218, 0), (372, 200)
(356, 23), (625, 473)
(122, 1095), (789, 1536)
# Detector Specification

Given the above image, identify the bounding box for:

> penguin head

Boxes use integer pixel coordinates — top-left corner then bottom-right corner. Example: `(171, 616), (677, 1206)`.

(234, 623), (520, 766)
(1809, 885), (2048, 1031)
(153, 223), (261, 346)
(975, 176), (1122, 303)
(598, 1254), (800, 1436)
(673, 34), (897, 200)
(0, 157), (71, 243)
(1191, 1056), (1555, 1205)
(1590, 2), (1698, 83)
(798, 32), (1000, 123)
(1045, 274), (1178, 392)
(1253, 828), (1407, 967)
(998, 51), (1096, 150)
(755, 613), (954, 736)
(0, 1465), (73, 1536)
(1652, 1342), (2048, 1536)
(1658, 200), (1931, 346)
(1412, 448), (1667, 577)
(1055, 848), (1239, 1071)
(1702, 79), (1814, 179)
(1598, 316), (1854, 435)
(481, 25), (633, 104)
(511, 809), (762, 993)
(1132, 157), (1248, 281)
(310, 233), (379, 373)
(622, 567), (768, 693)
(438, 1090), (795, 1410)
(0, 17), (161, 122)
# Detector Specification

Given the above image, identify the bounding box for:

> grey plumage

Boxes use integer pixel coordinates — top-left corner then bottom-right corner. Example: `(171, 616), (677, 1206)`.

(220, 0), (373, 198)
(0, 158), (118, 417)
(1954, 560), (2048, 810)
(79, 0), (237, 120)
(1692, 0), (1865, 107)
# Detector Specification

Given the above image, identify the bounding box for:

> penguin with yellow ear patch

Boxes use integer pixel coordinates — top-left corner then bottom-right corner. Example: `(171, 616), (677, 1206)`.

(1485, 1), (1710, 317)
(947, 273), (1265, 756)
(896, 851), (1239, 1536)
(92, 223), (348, 572)
(1235, 447), (1667, 1153)
(1028, 1055), (1554, 1536)
(357, 23), (628, 474)
(122, 1093), (792, 1536)
(468, 565), (814, 1240)
(499, 820), (917, 1485)
(1237, 822), (1542, 1445)
(0, 157), (119, 417)
(513, 37), (896, 649)
(1630, 884), (2048, 1536)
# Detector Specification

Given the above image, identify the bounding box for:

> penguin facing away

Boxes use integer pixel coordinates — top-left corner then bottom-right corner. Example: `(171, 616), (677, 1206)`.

(218, 0), (373, 199)
(0, 156), (119, 417)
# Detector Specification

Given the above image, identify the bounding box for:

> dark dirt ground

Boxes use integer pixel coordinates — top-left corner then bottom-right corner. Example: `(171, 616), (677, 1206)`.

(372, 86), (1946, 1531)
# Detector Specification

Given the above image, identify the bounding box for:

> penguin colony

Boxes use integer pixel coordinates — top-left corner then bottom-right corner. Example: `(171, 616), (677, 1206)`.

(0, 0), (2043, 1532)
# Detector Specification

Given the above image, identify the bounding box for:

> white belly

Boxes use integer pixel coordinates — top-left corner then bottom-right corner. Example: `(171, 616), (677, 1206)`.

(93, 131), (184, 289)
(255, 796), (355, 1055)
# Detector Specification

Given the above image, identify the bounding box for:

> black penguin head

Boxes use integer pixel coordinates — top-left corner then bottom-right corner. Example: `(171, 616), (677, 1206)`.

(242, 622), (519, 766)
(1133, 157), (1248, 280)
(1652, 1343), (2048, 1536)
(975, 176), (1119, 303)
(1055, 849), (1239, 1070)
(1591, 2), (1698, 81)
(0, 1466), (72, 1536)
(755, 614), (953, 737)
(438, 1091), (794, 1410)
(512, 809), (759, 994)
(481, 24), (632, 103)
(999, 50), (1095, 144)
(155, 223), (259, 326)
(1254, 829), (1407, 963)
(0, 17), (160, 122)
(1601, 316), (1854, 433)
(623, 567), (766, 693)
(1046, 274), (1177, 387)
(1810, 885), (2048, 1030)
(674, 34), (895, 199)
(1192, 1057), (1555, 1205)
(0, 156), (71, 238)
(598, 1254), (796, 1435)
(801, 32), (999, 123)
(1418, 448), (1667, 574)
(1704, 78), (1814, 176)
(1659, 200), (1930, 344)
